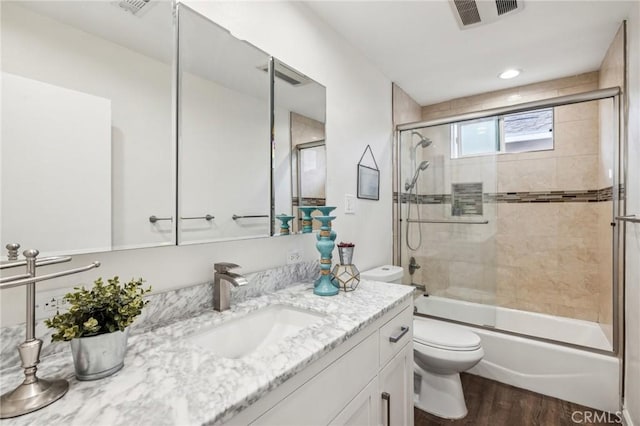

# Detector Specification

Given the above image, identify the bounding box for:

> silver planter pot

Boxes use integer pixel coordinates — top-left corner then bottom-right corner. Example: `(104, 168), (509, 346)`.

(338, 246), (354, 265)
(70, 327), (129, 381)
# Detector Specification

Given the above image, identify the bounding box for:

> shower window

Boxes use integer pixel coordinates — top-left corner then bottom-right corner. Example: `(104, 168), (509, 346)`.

(451, 107), (554, 158)
(452, 117), (499, 157)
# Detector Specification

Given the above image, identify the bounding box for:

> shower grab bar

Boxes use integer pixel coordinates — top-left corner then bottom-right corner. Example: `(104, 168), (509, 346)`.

(149, 215), (173, 224)
(406, 218), (489, 225)
(615, 215), (640, 224)
(232, 214), (269, 220)
(181, 214), (215, 221)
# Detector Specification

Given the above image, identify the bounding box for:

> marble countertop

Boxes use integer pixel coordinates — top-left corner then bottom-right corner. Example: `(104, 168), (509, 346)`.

(0, 280), (413, 426)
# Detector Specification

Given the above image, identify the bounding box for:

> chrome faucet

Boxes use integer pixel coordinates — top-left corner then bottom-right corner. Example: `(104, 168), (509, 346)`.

(213, 262), (248, 312)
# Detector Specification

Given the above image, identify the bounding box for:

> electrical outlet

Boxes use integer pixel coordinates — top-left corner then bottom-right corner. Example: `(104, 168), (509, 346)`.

(345, 194), (356, 214)
(35, 288), (72, 320)
(287, 249), (302, 264)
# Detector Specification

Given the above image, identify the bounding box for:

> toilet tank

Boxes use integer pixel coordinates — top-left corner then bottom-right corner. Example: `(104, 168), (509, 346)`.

(360, 265), (404, 284)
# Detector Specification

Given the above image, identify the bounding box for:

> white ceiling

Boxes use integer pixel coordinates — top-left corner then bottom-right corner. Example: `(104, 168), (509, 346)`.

(304, 0), (634, 106)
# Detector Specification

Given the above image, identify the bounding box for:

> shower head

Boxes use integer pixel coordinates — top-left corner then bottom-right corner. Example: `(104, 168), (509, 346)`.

(409, 131), (432, 159)
(411, 131), (432, 149)
(405, 160), (430, 191)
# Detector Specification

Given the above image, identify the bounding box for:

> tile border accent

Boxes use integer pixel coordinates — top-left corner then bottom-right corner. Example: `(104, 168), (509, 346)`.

(394, 186), (620, 204)
(292, 197), (326, 206)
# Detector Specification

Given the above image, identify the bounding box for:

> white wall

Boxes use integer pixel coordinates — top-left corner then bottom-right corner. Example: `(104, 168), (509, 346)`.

(0, 1), (393, 326)
(624, 3), (640, 425)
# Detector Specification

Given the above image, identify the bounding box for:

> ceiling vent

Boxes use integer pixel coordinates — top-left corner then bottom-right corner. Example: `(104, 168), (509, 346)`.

(259, 62), (311, 87)
(112, 0), (152, 16)
(450, 0), (524, 29)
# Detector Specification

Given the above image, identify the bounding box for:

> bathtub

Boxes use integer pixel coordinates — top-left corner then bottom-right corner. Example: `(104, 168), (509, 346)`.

(414, 295), (620, 413)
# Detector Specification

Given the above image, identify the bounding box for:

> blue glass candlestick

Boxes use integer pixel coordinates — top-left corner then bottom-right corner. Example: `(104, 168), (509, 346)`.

(275, 214), (295, 235)
(316, 206), (337, 241)
(314, 215), (338, 296)
(298, 207), (317, 233)
(316, 206), (336, 216)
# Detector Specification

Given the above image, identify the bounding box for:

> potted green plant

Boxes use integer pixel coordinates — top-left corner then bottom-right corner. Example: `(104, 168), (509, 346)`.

(45, 276), (151, 381)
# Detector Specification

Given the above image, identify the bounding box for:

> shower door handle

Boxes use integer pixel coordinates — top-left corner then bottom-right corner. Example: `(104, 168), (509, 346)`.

(615, 214), (640, 223)
(381, 392), (391, 426)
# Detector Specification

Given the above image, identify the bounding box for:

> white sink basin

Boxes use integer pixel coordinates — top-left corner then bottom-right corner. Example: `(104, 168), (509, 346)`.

(185, 304), (325, 359)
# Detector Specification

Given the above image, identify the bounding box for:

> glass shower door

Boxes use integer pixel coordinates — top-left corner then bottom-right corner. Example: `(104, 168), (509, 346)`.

(399, 125), (499, 328)
(398, 94), (619, 352)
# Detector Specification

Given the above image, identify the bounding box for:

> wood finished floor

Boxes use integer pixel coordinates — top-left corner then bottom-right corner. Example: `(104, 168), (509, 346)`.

(414, 374), (621, 426)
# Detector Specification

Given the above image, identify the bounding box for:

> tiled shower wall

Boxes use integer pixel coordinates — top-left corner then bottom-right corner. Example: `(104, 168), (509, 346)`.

(398, 71), (617, 325)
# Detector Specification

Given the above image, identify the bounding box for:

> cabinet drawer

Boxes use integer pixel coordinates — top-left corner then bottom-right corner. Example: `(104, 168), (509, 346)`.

(379, 306), (412, 367)
(251, 332), (378, 426)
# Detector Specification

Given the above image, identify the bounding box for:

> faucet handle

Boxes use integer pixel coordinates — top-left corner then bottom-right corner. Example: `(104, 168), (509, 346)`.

(214, 262), (241, 273)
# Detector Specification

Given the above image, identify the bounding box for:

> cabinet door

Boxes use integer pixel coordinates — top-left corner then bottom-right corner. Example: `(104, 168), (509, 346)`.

(379, 343), (413, 426)
(329, 377), (379, 426)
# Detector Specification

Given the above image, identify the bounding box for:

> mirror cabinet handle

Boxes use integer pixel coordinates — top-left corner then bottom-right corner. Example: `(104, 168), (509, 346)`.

(232, 214), (269, 220)
(149, 215), (173, 224)
(181, 214), (214, 221)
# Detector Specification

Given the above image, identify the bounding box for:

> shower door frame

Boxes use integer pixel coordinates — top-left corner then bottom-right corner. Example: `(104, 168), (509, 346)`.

(394, 87), (624, 356)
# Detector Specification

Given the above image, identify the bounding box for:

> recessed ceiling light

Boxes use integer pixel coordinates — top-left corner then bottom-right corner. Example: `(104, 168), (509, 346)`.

(499, 69), (521, 79)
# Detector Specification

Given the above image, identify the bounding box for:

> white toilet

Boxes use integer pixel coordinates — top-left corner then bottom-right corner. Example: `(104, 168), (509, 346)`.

(360, 266), (484, 420)
(413, 317), (483, 419)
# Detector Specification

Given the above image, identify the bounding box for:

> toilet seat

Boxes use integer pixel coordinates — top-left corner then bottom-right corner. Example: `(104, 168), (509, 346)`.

(413, 318), (481, 351)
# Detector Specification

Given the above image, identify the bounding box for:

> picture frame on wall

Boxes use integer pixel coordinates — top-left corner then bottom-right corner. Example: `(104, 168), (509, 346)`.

(357, 145), (379, 200)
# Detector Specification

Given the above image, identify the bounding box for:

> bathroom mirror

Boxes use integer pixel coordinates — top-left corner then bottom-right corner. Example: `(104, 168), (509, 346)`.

(177, 4), (271, 244)
(272, 59), (327, 235)
(0, 1), (176, 256)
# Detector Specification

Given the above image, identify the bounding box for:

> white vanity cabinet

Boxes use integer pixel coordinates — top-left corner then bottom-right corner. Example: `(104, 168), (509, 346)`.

(226, 299), (413, 426)
(379, 343), (414, 426)
(331, 342), (413, 426)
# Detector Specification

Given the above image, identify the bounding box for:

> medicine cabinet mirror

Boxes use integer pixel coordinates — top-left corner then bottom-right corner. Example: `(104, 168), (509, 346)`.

(177, 4), (271, 244)
(1, 2), (328, 257)
(178, 7), (327, 242)
(1, 1), (176, 256)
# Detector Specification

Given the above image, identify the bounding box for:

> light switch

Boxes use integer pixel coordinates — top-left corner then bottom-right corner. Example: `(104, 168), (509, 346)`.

(345, 194), (356, 214)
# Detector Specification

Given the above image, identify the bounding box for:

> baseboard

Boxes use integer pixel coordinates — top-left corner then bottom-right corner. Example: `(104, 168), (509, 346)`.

(623, 408), (635, 426)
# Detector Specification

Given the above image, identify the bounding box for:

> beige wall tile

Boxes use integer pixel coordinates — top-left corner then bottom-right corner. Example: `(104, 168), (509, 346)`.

(497, 158), (557, 192)
(554, 119), (600, 156)
(558, 82), (599, 96)
(556, 155), (599, 190)
(392, 83), (421, 126)
(557, 202), (600, 238)
(556, 101), (599, 123)
(422, 72), (600, 121)
(497, 202), (559, 237)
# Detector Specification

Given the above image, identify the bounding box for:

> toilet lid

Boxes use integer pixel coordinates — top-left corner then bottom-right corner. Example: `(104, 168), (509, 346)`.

(413, 318), (481, 351)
